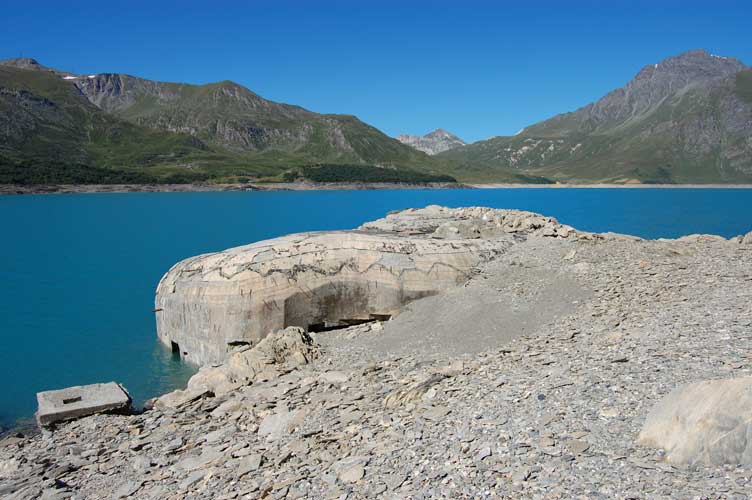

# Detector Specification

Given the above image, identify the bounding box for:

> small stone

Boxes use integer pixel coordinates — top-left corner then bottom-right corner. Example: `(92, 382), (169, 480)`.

(114, 480), (143, 498)
(320, 371), (349, 384)
(567, 440), (590, 455)
(180, 470), (206, 490)
(476, 446), (492, 461)
(237, 454), (263, 477)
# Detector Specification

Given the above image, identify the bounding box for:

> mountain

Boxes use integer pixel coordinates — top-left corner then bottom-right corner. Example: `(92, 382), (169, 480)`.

(0, 62), (216, 184)
(440, 50), (752, 183)
(0, 58), (449, 184)
(396, 129), (466, 155)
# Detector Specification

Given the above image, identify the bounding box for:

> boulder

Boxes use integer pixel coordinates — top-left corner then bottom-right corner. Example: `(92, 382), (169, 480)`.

(184, 327), (318, 396)
(638, 377), (752, 466)
(742, 231), (752, 244)
(674, 234), (727, 244)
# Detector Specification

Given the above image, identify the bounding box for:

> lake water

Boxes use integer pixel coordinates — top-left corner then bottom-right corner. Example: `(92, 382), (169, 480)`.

(2, 187), (752, 431)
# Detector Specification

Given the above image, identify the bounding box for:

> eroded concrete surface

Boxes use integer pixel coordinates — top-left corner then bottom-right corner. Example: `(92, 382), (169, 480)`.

(155, 206), (576, 365)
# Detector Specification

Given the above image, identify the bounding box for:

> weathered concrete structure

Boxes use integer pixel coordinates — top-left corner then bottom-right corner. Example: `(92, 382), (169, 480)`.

(36, 382), (132, 427)
(155, 206), (574, 365)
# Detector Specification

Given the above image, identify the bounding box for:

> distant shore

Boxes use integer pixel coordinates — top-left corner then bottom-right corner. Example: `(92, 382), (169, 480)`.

(4, 182), (752, 195)
(0, 181), (466, 195)
(469, 183), (752, 189)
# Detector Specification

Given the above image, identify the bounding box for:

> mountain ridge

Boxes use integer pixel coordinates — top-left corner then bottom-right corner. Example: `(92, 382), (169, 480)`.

(396, 129), (466, 155)
(0, 59), (456, 184)
(3, 49), (752, 185)
(439, 49), (752, 183)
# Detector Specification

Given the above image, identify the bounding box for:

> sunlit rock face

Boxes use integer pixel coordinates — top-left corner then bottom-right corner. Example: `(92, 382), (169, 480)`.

(155, 206), (574, 365)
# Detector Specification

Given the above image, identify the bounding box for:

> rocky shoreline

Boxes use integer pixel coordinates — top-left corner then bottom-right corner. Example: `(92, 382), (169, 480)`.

(2, 207), (752, 499)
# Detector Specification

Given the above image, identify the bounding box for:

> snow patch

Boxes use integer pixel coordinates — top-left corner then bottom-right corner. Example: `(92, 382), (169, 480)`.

(88, 75), (97, 78)
(62, 75), (78, 80)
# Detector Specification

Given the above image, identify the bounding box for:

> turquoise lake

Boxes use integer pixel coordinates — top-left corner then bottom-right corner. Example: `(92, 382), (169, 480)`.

(2, 188), (752, 431)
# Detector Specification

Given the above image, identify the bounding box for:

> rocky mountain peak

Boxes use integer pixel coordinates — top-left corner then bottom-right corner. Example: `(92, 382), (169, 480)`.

(397, 128), (466, 155)
(520, 49), (749, 138)
(0, 57), (48, 71)
(636, 49), (746, 82)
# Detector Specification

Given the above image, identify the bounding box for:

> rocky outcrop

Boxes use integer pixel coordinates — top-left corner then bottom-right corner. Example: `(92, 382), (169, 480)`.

(184, 327), (318, 397)
(638, 377), (752, 466)
(155, 206), (576, 365)
(396, 129), (466, 155)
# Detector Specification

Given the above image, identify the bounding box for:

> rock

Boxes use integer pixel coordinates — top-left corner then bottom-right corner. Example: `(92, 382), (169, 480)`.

(237, 453), (263, 477)
(113, 480), (143, 498)
(180, 470), (206, 490)
(258, 409), (302, 441)
(186, 327), (318, 395)
(476, 446), (492, 461)
(742, 231), (752, 244)
(36, 382), (131, 428)
(320, 371), (349, 385)
(384, 374), (448, 408)
(638, 377), (752, 465)
(334, 456), (369, 483)
(567, 440), (590, 455)
(176, 448), (224, 471)
(675, 234), (727, 243)
(153, 387), (212, 409)
(0, 458), (18, 479)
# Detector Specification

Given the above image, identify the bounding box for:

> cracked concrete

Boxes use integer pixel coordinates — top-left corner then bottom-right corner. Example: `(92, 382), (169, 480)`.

(155, 206), (576, 366)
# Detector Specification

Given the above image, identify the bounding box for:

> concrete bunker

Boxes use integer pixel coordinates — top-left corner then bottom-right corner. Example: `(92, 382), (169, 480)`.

(282, 280), (430, 333)
(155, 212), (522, 365)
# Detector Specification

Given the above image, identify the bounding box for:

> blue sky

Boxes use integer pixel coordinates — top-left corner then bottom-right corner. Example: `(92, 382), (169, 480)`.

(2, 0), (750, 143)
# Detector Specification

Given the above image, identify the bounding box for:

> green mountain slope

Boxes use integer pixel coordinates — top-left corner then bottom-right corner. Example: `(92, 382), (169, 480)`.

(72, 72), (433, 168)
(440, 50), (752, 183)
(0, 65), (232, 183)
(0, 59), (453, 184)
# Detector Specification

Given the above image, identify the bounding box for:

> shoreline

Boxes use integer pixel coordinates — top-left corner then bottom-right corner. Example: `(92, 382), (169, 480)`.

(469, 182), (752, 189)
(0, 181), (466, 196)
(2, 207), (752, 497)
(4, 181), (752, 195)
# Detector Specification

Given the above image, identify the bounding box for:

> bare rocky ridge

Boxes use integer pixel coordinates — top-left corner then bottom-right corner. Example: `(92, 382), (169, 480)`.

(440, 50), (752, 183)
(2, 207), (752, 498)
(396, 129), (466, 155)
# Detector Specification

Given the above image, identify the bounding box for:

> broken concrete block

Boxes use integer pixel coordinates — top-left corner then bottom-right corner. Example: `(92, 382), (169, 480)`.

(36, 382), (132, 427)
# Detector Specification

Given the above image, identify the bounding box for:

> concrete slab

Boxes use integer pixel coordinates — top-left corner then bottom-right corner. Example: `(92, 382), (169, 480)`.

(36, 382), (132, 427)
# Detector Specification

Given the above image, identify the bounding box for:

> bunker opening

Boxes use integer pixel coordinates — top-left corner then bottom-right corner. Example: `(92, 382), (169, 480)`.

(283, 280), (414, 334)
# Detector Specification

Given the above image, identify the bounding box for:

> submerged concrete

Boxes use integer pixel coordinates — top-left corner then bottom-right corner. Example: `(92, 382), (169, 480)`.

(36, 382), (131, 427)
(154, 206), (575, 366)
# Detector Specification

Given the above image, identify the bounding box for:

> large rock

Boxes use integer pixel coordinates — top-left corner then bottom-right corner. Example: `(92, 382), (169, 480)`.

(155, 206), (576, 365)
(638, 377), (752, 466)
(186, 326), (318, 395)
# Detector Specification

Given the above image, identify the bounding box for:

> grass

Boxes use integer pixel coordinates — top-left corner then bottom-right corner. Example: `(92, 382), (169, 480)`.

(283, 164), (457, 184)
